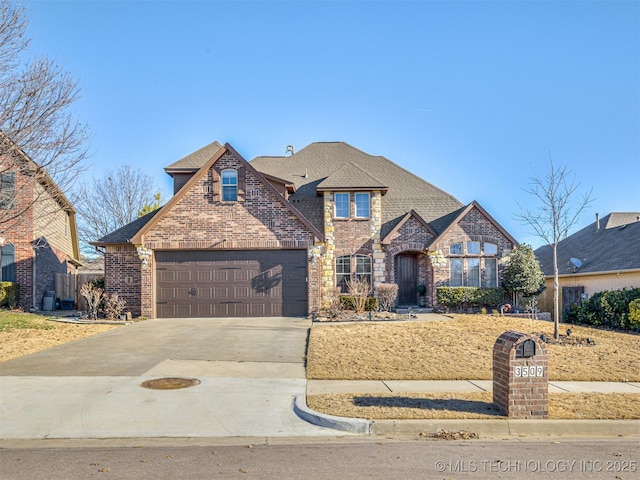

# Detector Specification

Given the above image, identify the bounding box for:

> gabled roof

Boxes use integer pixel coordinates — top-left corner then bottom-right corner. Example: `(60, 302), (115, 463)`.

(164, 141), (223, 174)
(430, 201), (518, 248)
(381, 209), (438, 245)
(534, 212), (640, 276)
(316, 162), (388, 193)
(95, 142), (323, 245)
(250, 142), (464, 237)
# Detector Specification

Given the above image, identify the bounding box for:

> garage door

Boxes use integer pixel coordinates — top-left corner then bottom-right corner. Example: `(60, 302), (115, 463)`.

(155, 250), (308, 318)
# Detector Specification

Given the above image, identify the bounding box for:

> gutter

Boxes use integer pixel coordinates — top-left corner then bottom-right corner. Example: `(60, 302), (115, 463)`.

(544, 268), (640, 279)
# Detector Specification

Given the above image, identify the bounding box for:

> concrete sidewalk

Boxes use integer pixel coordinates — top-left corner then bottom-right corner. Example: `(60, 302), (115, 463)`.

(307, 379), (640, 395)
(297, 380), (640, 438)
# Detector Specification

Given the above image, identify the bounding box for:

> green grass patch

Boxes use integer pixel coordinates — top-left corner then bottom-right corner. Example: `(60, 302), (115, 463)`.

(0, 310), (54, 332)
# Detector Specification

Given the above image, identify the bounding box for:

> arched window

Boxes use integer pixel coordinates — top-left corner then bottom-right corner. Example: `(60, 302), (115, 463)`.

(221, 169), (238, 202)
(1, 243), (15, 282)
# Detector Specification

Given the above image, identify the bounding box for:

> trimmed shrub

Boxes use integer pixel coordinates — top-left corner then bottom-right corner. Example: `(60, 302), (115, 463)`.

(567, 287), (640, 330)
(340, 296), (379, 312)
(0, 282), (19, 308)
(436, 286), (505, 312)
(629, 299), (640, 330)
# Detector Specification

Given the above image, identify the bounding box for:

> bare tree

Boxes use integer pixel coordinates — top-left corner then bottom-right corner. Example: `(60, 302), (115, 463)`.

(0, 0), (89, 233)
(516, 156), (593, 339)
(76, 165), (164, 255)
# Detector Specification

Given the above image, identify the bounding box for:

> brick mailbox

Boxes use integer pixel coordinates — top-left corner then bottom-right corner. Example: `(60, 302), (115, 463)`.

(493, 331), (548, 419)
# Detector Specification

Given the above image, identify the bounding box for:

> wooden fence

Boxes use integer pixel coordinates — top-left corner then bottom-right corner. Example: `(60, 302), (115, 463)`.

(54, 273), (102, 311)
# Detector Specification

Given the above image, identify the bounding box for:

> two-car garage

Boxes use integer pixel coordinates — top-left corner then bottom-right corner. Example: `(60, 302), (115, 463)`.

(155, 250), (308, 318)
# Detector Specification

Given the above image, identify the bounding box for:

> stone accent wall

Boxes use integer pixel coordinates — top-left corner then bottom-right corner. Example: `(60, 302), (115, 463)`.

(371, 192), (385, 286)
(320, 191), (385, 298)
(321, 192), (335, 304)
(493, 331), (548, 419)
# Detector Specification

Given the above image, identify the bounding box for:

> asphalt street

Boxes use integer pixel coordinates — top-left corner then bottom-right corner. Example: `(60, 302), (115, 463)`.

(1, 437), (638, 479)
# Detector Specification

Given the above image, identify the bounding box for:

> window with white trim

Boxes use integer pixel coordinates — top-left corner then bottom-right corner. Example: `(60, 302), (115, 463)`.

(450, 258), (463, 286)
(336, 255), (351, 292)
(336, 254), (372, 293)
(467, 258), (480, 287)
(484, 258), (498, 287)
(334, 193), (350, 218)
(355, 193), (370, 218)
(221, 169), (238, 201)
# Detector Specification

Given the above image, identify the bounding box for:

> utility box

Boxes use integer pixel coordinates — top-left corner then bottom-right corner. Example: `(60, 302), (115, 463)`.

(493, 331), (548, 419)
(42, 290), (55, 311)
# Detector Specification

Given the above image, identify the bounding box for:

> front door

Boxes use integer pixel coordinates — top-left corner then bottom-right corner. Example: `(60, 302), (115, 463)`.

(396, 254), (418, 305)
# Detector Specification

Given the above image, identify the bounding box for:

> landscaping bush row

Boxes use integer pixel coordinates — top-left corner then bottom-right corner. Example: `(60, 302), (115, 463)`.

(566, 287), (640, 330)
(339, 295), (379, 312)
(0, 282), (19, 308)
(435, 286), (505, 311)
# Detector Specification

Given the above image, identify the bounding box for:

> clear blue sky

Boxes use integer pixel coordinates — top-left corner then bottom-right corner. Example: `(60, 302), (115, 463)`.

(26, 0), (640, 248)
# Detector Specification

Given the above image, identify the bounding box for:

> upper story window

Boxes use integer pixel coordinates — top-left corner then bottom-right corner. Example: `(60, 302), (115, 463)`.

(449, 243), (462, 255)
(0, 171), (16, 209)
(355, 193), (370, 218)
(334, 193), (350, 218)
(484, 242), (498, 255)
(221, 169), (237, 202)
(466, 241), (480, 255)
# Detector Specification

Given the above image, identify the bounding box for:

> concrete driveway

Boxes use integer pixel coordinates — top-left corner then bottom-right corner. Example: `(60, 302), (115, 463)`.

(0, 318), (337, 439)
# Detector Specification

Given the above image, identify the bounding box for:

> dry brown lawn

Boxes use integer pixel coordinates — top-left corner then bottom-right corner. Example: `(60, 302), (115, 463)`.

(307, 392), (640, 420)
(306, 314), (640, 382)
(0, 316), (120, 362)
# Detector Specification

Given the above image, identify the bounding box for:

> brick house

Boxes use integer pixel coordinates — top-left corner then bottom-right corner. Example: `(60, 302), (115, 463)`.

(0, 138), (81, 310)
(95, 141), (517, 318)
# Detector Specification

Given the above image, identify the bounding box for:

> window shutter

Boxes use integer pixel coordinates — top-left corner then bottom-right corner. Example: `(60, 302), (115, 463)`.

(211, 167), (221, 202)
(237, 166), (246, 202)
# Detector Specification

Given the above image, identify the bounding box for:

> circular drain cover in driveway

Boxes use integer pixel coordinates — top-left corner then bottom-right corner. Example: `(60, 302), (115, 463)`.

(140, 377), (201, 390)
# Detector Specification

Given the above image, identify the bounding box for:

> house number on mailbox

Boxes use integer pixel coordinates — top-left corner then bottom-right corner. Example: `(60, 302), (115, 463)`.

(514, 366), (544, 377)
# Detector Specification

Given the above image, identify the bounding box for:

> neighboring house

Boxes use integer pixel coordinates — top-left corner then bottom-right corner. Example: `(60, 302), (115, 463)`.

(0, 138), (81, 310)
(534, 212), (640, 319)
(95, 141), (517, 318)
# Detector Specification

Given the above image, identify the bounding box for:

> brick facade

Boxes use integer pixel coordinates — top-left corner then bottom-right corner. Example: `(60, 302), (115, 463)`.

(100, 143), (516, 318)
(430, 205), (514, 308)
(493, 331), (549, 418)
(105, 150), (319, 318)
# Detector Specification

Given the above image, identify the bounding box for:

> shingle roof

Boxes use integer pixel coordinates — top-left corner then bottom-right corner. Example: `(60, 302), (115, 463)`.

(316, 162), (388, 191)
(534, 212), (640, 276)
(94, 209), (161, 244)
(250, 142), (464, 237)
(164, 141), (223, 172)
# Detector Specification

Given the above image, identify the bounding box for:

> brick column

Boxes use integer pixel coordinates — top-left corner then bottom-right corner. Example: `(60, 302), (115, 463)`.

(493, 331), (548, 418)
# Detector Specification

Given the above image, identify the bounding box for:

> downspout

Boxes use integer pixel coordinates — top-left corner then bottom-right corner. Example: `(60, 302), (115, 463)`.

(32, 246), (37, 310)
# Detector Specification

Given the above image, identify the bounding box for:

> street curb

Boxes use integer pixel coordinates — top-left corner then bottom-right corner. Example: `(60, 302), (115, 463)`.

(295, 398), (640, 437)
(371, 419), (640, 437)
(293, 396), (370, 434)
